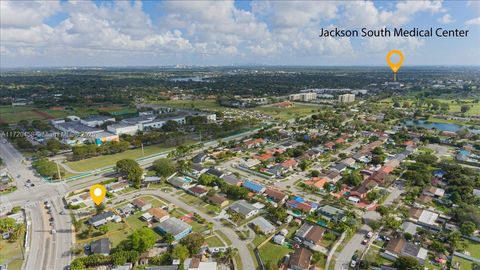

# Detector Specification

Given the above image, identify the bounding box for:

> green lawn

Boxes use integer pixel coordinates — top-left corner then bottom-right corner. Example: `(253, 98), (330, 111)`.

(0, 236), (24, 269)
(215, 230), (233, 246)
(451, 256), (473, 270)
(258, 242), (292, 270)
(464, 240), (480, 259)
(0, 105), (52, 123)
(252, 103), (323, 121)
(204, 235), (224, 247)
(64, 144), (174, 172)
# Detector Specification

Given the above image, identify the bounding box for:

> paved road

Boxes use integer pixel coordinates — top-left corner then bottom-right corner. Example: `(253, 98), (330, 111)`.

(334, 186), (401, 270)
(112, 189), (256, 270)
(0, 140), (72, 270)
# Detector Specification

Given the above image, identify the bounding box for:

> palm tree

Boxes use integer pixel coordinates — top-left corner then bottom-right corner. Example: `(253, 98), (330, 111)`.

(222, 247), (238, 264)
(207, 222), (214, 236)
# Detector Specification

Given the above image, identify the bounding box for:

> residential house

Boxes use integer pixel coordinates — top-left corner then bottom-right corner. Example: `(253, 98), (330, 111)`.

(267, 164), (284, 178)
(281, 159), (298, 172)
(88, 211), (116, 227)
(192, 152), (209, 164)
(143, 176), (162, 184)
(304, 177), (329, 190)
(106, 181), (129, 193)
(242, 180), (266, 194)
(191, 163), (208, 178)
(184, 257), (217, 270)
(208, 194), (229, 208)
(325, 170), (341, 182)
(168, 176), (191, 189)
(422, 186), (445, 198)
(90, 238), (111, 256)
(331, 163), (347, 172)
(148, 208), (170, 223)
(250, 217), (276, 235)
(317, 205), (346, 223)
(340, 158), (356, 167)
(288, 247), (312, 270)
(286, 197), (318, 215)
(118, 204), (135, 217)
(244, 138), (265, 149)
(295, 222), (326, 249)
(205, 168), (225, 178)
(228, 200), (259, 219)
(221, 174), (243, 186)
(350, 179), (378, 199)
(156, 217), (192, 241)
(382, 238), (428, 265)
(188, 185), (208, 197)
(256, 153), (274, 162)
(132, 198), (152, 211)
(264, 188), (288, 204)
(409, 208), (440, 230)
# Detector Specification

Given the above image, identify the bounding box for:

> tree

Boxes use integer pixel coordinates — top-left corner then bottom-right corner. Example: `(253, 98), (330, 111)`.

(171, 244), (189, 262)
(393, 256), (421, 270)
(163, 233), (175, 245)
(115, 159), (143, 188)
(310, 170), (320, 177)
(461, 105), (470, 113)
(130, 228), (156, 253)
(342, 171), (362, 187)
(180, 232), (205, 254)
(98, 225), (109, 235)
(153, 158), (177, 178)
(460, 221), (476, 236)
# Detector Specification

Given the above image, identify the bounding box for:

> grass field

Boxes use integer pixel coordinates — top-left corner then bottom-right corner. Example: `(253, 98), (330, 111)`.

(0, 104), (137, 124)
(204, 235), (224, 247)
(252, 103), (323, 121)
(0, 236), (24, 270)
(377, 98), (480, 117)
(0, 105), (54, 124)
(258, 242), (292, 270)
(64, 144), (174, 172)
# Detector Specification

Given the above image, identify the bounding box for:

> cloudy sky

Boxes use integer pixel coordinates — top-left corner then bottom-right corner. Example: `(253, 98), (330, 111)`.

(1, 0), (479, 67)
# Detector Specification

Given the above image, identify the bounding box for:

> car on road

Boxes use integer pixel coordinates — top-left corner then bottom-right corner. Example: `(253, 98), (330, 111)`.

(366, 231), (373, 238)
(49, 217), (54, 222)
(361, 239), (368, 245)
(51, 229), (56, 234)
(350, 260), (357, 268)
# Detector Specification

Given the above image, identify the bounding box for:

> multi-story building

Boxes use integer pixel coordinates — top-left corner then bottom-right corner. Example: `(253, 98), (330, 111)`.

(338, 94), (355, 103)
(289, 92), (317, 102)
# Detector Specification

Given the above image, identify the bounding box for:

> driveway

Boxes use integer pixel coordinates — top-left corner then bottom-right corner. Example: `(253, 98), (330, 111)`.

(113, 189), (256, 270)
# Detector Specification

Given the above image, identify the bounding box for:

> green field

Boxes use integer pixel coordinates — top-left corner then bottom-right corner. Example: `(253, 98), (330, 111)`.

(377, 98), (480, 117)
(258, 242), (292, 270)
(252, 103), (323, 120)
(64, 144), (174, 172)
(0, 237), (24, 270)
(204, 235), (224, 247)
(0, 104), (136, 124)
(0, 105), (54, 124)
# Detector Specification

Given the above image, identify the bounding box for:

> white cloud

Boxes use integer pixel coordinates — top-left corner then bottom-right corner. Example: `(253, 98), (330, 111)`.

(341, 0), (445, 27)
(0, 1), (61, 28)
(438, 14), (455, 24)
(465, 17), (480, 25)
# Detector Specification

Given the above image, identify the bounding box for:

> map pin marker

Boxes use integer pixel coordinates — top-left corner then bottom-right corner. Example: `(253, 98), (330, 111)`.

(386, 49), (404, 81)
(90, 184), (107, 205)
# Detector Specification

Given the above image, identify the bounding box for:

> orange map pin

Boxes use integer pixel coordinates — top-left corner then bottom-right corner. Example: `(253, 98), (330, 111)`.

(90, 184), (106, 205)
(386, 49), (404, 81)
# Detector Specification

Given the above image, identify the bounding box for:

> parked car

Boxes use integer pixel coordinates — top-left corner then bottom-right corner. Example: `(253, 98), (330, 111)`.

(366, 231), (373, 238)
(361, 239), (368, 245)
(350, 260), (357, 268)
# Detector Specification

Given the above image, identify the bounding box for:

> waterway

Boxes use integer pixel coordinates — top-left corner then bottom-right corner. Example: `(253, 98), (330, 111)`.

(404, 119), (480, 134)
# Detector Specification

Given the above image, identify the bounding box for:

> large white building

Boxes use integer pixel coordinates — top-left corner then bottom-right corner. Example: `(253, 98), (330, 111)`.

(338, 94), (355, 103)
(107, 123), (139, 135)
(80, 115), (115, 127)
(289, 92), (317, 102)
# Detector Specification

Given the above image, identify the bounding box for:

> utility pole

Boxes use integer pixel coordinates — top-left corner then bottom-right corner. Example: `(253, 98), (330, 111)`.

(141, 143), (145, 156)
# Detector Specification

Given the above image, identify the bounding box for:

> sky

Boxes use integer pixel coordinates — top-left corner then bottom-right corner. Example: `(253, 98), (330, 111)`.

(1, 0), (479, 67)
